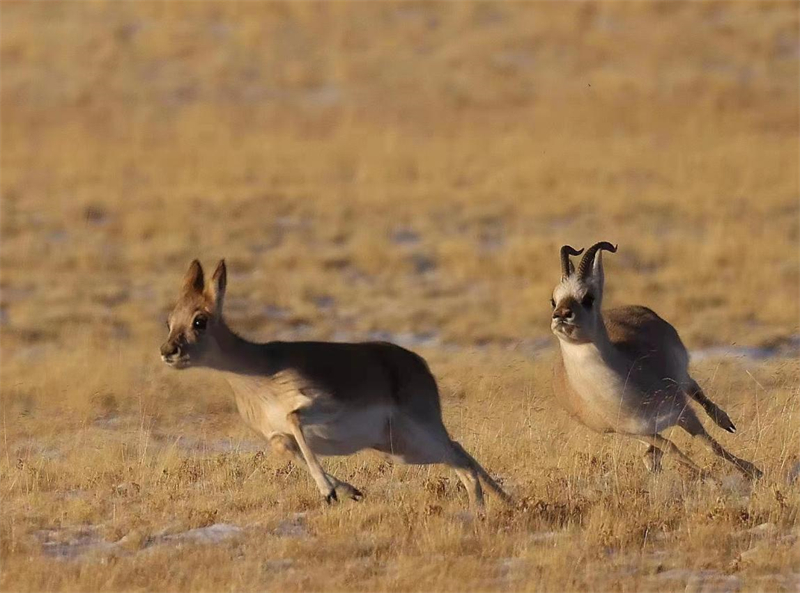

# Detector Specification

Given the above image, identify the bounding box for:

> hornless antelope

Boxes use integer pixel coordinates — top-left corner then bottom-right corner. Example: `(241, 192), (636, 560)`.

(160, 259), (510, 511)
(550, 242), (762, 480)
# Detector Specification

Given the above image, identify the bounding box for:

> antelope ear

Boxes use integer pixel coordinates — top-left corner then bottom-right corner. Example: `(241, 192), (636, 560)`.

(182, 260), (205, 294)
(591, 250), (605, 288)
(208, 259), (227, 310)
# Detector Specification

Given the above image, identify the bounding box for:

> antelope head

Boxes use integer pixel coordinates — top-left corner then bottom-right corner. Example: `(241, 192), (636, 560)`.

(160, 259), (227, 369)
(550, 242), (617, 344)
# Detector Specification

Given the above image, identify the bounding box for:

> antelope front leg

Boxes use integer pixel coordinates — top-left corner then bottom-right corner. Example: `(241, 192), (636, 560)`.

(286, 411), (338, 503)
(638, 434), (709, 479)
(269, 433), (363, 501)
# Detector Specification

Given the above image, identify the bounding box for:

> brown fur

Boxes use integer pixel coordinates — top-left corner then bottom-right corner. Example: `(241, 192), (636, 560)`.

(551, 245), (762, 480)
(161, 259), (510, 510)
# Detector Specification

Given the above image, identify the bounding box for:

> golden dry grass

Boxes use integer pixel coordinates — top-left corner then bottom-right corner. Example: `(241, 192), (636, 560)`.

(1, 2), (799, 592)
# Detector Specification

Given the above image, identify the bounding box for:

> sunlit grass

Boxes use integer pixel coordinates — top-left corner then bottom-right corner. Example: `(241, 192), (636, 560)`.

(1, 2), (798, 592)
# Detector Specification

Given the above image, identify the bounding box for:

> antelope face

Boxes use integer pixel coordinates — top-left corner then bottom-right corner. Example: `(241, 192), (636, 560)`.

(550, 242), (617, 344)
(551, 278), (598, 343)
(160, 259), (227, 369)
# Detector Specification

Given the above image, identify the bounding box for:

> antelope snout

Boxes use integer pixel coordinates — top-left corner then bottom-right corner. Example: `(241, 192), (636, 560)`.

(552, 306), (575, 323)
(160, 341), (181, 362)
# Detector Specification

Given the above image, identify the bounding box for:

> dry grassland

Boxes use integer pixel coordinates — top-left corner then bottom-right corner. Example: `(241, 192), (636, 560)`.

(1, 2), (799, 592)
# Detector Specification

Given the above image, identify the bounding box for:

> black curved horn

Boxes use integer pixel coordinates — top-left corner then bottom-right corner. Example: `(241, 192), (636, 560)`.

(560, 245), (584, 278)
(578, 242), (617, 279)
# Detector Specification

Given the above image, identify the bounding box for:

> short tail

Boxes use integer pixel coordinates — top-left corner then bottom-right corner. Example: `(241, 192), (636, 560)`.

(687, 380), (736, 433)
(452, 441), (513, 505)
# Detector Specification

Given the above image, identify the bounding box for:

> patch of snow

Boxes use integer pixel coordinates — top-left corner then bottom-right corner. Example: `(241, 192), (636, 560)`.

(390, 228), (420, 246)
(692, 337), (800, 362)
(35, 527), (116, 560)
(263, 558), (295, 571)
(367, 330), (441, 348)
(528, 531), (563, 543)
(159, 523), (243, 545)
(170, 435), (264, 455)
(35, 523), (246, 561)
(271, 513), (310, 538)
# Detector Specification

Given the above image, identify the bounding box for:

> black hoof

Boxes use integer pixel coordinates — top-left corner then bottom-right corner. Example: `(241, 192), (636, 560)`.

(350, 487), (364, 501)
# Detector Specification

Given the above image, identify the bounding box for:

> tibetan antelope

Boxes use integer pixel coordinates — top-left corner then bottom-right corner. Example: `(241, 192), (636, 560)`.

(550, 242), (762, 480)
(160, 259), (510, 511)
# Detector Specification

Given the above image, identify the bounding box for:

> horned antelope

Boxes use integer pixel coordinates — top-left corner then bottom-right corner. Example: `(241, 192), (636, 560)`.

(160, 259), (510, 512)
(550, 242), (762, 480)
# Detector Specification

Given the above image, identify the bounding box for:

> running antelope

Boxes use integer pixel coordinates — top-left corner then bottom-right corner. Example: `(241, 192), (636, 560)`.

(550, 242), (762, 479)
(160, 259), (510, 511)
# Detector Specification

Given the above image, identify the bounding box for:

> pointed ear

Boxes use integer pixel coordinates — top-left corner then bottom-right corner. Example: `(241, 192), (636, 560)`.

(182, 260), (205, 294)
(591, 251), (605, 290)
(207, 259), (227, 311)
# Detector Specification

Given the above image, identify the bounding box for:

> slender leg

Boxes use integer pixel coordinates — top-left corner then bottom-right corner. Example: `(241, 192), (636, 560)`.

(678, 414), (763, 480)
(383, 417), (486, 514)
(642, 444), (664, 473)
(451, 440), (512, 505)
(286, 412), (337, 503)
(637, 434), (707, 478)
(269, 433), (363, 500)
(685, 380), (736, 433)
(453, 466), (485, 511)
(697, 433), (763, 480)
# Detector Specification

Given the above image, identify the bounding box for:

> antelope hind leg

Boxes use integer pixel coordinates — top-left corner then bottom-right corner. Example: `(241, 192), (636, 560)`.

(637, 434), (709, 479)
(678, 414), (763, 480)
(642, 444), (664, 473)
(386, 418), (485, 513)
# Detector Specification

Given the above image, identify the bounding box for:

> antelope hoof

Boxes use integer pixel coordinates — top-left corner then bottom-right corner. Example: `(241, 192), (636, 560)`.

(643, 455), (663, 473)
(324, 489), (338, 505)
(343, 485), (364, 501)
(334, 481), (364, 501)
(745, 465), (764, 481)
(642, 446), (663, 473)
(698, 469), (718, 485)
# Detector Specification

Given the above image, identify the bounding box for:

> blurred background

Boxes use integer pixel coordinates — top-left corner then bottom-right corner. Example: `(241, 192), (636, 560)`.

(3, 0), (799, 429)
(1, 4), (799, 590)
(3, 2), (798, 360)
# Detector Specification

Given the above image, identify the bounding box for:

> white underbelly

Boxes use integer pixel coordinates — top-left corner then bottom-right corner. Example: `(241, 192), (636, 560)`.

(563, 353), (672, 435)
(302, 405), (392, 456)
(226, 375), (393, 456)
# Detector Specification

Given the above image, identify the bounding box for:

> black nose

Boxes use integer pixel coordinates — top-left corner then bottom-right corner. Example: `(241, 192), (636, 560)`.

(553, 306), (575, 322)
(160, 342), (180, 358)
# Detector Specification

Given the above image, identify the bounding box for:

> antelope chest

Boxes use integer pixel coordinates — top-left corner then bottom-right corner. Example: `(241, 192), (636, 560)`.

(226, 373), (305, 434)
(559, 343), (649, 434)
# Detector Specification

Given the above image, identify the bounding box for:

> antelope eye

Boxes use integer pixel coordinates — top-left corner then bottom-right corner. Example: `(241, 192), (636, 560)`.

(192, 315), (208, 331)
(550, 298), (556, 309)
(582, 294), (595, 308)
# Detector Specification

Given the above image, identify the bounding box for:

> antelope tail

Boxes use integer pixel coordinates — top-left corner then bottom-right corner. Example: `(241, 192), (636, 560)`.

(687, 380), (736, 433)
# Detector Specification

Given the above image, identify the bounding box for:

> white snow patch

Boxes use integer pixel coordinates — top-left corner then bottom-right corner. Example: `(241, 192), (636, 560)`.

(271, 513), (310, 538)
(159, 523), (243, 545)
